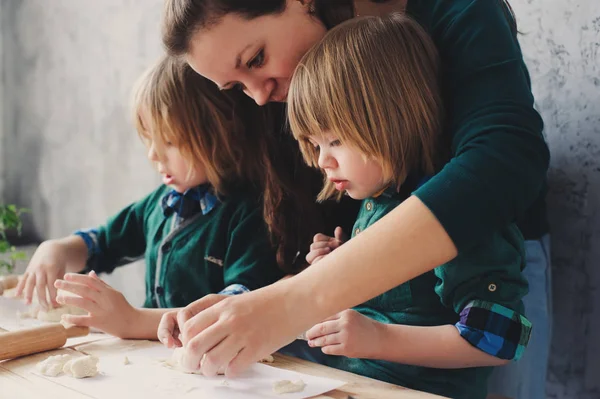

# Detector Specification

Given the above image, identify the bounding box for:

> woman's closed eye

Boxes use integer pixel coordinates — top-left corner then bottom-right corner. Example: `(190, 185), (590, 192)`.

(246, 49), (265, 69)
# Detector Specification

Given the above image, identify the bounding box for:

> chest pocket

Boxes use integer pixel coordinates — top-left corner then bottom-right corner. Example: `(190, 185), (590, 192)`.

(361, 281), (413, 312)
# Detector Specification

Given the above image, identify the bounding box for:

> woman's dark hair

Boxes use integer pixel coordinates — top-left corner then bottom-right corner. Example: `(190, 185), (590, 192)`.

(163, 0), (516, 56)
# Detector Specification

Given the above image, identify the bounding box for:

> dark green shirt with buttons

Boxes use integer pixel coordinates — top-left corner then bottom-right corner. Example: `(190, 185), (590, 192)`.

(82, 185), (285, 308)
(323, 188), (528, 399)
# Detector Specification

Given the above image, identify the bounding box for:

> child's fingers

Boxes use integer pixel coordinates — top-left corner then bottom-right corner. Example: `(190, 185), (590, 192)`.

(62, 314), (93, 327)
(55, 280), (101, 303)
(309, 240), (334, 252)
(14, 272), (28, 297)
(334, 226), (345, 242)
(23, 273), (37, 305)
(158, 312), (179, 347)
(63, 273), (104, 292)
(36, 273), (49, 310)
(309, 332), (342, 348)
(322, 312), (343, 322)
(47, 272), (60, 307)
(56, 294), (101, 314)
(321, 344), (344, 356)
(306, 319), (340, 340)
(312, 233), (334, 243)
(305, 248), (330, 264)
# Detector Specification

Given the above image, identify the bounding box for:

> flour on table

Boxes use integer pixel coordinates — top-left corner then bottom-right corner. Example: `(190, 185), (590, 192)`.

(272, 379), (306, 394)
(36, 354), (99, 379)
(63, 355), (99, 378)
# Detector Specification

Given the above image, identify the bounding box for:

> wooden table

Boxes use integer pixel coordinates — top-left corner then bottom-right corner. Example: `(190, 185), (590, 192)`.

(0, 306), (445, 399)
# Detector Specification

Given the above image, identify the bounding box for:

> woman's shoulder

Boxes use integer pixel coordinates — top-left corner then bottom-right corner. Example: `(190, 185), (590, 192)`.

(407, 0), (512, 33)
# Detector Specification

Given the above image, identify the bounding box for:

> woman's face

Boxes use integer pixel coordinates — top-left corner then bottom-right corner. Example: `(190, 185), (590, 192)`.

(186, 0), (327, 106)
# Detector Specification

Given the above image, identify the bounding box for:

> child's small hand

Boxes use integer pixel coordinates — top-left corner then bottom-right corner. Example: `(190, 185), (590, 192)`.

(15, 239), (75, 309)
(305, 226), (346, 265)
(54, 271), (137, 338)
(306, 309), (384, 358)
(158, 310), (183, 348)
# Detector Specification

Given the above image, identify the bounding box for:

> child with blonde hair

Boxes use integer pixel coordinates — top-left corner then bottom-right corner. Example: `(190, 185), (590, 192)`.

(16, 55), (284, 339)
(288, 14), (531, 399)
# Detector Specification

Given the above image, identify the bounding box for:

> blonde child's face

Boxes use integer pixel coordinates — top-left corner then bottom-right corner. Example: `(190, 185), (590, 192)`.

(309, 132), (386, 200)
(147, 140), (207, 193)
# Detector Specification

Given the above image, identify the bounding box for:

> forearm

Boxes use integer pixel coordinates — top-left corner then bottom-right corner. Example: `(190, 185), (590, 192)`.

(124, 308), (179, 340)
(373, 323), (509, 368)
(276, 196), (457, 327)
(56, 235), (89, 273)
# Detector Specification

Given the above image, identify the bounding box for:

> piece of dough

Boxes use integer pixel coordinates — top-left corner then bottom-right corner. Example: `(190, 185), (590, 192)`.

(123, 356), (130, 365)
(37, 305), (86, 322)
(161, 348), (275, 375)
(36, 354), (73, 377)
(272, 379), (306, 394)
(259, 354), (275, 363)
(17, 304), (86, 322)
(62, 355), (99, 378)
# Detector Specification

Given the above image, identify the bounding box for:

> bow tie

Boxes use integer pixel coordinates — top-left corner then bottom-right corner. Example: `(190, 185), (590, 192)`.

(161, 185), (210, 219)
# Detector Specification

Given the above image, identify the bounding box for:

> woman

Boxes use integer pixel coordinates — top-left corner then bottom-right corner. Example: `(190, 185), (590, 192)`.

(158, 1), (551, 398)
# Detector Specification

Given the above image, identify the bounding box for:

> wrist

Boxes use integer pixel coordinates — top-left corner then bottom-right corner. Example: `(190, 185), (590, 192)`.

(119, 305), (142, 339)
(369, 320), (392, 359)
(59, 236), (88, 272)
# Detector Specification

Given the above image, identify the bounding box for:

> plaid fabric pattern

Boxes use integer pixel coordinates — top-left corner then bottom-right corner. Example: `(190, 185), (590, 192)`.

(161, 184), (219, 220)
(456, 300), (532, 361)
(218, 284), (250, 296)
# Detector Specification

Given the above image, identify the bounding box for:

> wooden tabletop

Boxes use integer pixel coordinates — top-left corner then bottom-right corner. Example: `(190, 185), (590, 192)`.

(0, 301), (446, 399)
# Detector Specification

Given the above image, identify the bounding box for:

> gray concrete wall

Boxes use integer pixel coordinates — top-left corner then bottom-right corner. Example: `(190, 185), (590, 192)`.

(1, 1), (599, 397)
(0, 0), (165, 306)
(512, 1), (600, 398)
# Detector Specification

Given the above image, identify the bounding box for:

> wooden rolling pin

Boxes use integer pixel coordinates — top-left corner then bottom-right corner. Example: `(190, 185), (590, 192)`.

(0, 324), (90, 361)
(0, 275), (19, 295)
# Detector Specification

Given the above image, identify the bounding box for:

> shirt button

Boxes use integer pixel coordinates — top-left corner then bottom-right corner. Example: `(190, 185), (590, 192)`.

(355, 228), (361, 235)
(162, 242), (172, 252)
(156, 286), (164, 295)
(365, 202), (373, 211)
(488, 283), (497, 292)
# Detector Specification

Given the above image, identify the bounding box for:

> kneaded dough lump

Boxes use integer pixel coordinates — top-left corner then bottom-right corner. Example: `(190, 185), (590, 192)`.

(63, 355), (99, 378)
(36, 354), (99, 378)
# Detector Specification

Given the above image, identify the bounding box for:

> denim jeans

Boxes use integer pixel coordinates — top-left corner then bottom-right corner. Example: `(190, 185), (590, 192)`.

(488, 234), (552, 399)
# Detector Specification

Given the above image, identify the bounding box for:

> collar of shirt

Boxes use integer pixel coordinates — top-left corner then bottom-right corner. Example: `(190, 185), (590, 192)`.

(376, 175), (433, 200)
(161, 184), (219, 219)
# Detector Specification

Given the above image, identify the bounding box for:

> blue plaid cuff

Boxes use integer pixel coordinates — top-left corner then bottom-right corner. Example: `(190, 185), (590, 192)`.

(455, 300), (532, 361)
(73, 229), (101, 260)
(218, 284), (250, 296)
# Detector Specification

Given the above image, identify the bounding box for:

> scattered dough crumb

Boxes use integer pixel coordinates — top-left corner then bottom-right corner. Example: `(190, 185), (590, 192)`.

(63, 355), (99, 379)
(219, 380), (230, 387)
(36, 354), (73, 377)
(259, 354), (275, 363)
(123, 356), (130, 365)
(272, 379), (306, 394)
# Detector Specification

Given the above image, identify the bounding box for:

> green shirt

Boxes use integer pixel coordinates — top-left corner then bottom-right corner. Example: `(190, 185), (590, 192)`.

(406, 0), (550, 246)
(324, 187), (528, 399)
(85, 185), (284, 308)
